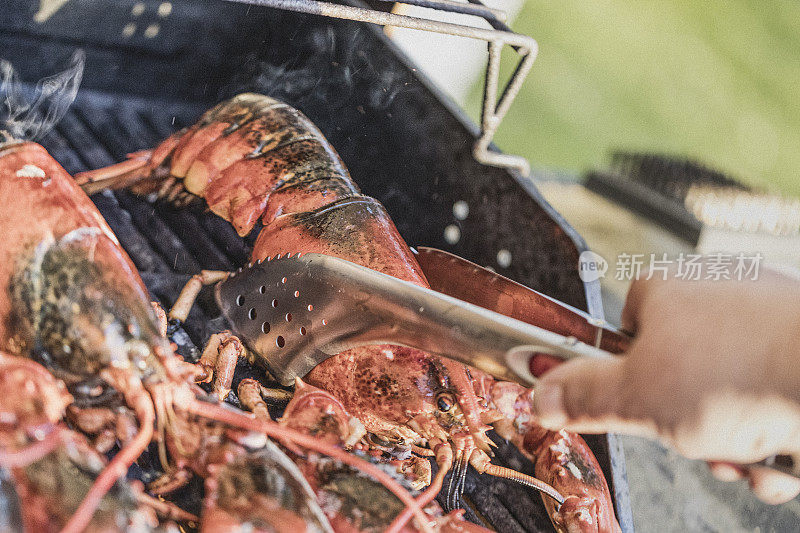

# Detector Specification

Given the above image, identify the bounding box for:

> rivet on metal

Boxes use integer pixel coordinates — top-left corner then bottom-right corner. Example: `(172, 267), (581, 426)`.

(157, 2), (173, 17)
(444, 224), (460, 245)
(144, 23), (160, 38)
(497, 249), (512, 268)
(453, 200), (469, 220)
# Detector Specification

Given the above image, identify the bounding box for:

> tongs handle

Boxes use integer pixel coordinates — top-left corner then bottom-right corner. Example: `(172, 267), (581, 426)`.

(413, 248), (800, 480)
(216, 253), (612, 387)
(413, 247), (632, 358)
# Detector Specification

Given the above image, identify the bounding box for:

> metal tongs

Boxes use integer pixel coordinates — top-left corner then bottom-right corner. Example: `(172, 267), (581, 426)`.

(214, 248), (629, 388)
(214, 248), (800, 478)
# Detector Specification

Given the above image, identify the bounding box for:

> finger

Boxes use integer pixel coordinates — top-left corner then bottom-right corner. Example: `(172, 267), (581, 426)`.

(533, 356), (657, 437)
(620, 276), (654, 335)
(747, 466), (800, 504)
(707, 461), (746, 482)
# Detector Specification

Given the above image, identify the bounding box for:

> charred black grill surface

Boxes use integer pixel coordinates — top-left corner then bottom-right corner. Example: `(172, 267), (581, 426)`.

(4, 0), (632, 530)
(39, 87), (560, 533)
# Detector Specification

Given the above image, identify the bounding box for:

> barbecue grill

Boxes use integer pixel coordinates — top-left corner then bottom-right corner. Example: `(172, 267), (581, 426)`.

(1, 1), (633, 531)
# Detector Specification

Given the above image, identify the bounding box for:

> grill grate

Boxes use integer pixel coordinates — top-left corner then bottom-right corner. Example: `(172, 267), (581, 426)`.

(38, 90), (558, 531)
(585, 151), (756, 244)
(6, 1), (632, 529)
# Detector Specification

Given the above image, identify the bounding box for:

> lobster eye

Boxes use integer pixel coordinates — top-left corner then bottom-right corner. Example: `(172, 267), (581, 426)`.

(436, 392), (455, 412)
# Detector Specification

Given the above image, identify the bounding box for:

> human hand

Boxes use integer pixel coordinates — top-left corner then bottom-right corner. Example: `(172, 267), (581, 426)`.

(532, 270), (800, 503)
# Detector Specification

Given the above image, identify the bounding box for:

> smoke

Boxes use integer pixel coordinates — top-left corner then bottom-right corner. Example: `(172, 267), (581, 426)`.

(0, 49), (85, 141)
(227, 24), (413, 118)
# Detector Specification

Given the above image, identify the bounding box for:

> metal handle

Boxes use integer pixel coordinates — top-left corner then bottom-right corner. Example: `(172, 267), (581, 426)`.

(224, 0), (537, 174)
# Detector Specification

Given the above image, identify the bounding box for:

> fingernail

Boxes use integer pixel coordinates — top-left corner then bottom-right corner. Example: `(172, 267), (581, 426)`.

(533, 382), (567, 428)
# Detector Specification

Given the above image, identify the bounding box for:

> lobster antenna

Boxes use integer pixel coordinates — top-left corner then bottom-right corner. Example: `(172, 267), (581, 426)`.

(61, 389), (155, 533)
(483, 463), (565, 507)
(184, 398), (436, 533)
(386, 445), (454, 533)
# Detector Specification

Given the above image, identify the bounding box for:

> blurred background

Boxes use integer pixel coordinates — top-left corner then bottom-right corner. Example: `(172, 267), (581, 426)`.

(392, 2), (800, 531)
(394, 0), (800, 197)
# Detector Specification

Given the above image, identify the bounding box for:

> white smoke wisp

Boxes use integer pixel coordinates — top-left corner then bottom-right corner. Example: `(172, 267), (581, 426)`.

(1, 49), (85, 141)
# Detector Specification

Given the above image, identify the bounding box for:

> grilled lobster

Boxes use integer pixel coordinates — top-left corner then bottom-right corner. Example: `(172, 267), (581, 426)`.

(254, 376), (494, 533)
(0, 139), (436, 532)
(0, 353), (164, 532)
(77, 92), (622, 533)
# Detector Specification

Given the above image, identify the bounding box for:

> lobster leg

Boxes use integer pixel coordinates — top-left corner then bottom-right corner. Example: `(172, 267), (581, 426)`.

(237, 378), (293, 418)
(153, 297), (243, 398)
(238, 378), (273, 420)
(137, 491), (199, 523)
(167, 271), (253, 399)
(169, 270), (230, 323)
(61, 378), (155, 533)
(151, 301), (169, 337)
(66, 405), (139, 454)
(195, 331), (245, 400)
(147, 468), (194, 496)
(477, 378), (621, 533)
(165, 273), (259, 400)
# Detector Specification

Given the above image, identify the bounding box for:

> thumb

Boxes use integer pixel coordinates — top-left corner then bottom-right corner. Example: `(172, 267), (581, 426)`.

(532, 356), (657, 438)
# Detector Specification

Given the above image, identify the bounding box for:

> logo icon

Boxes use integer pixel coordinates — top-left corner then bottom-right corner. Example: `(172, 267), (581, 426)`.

(578, 251), (608, 282)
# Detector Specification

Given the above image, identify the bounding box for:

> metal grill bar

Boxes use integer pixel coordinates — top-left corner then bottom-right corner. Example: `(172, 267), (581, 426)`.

(225, 0), (537, 175)
(375, 0), (507, 22)
(39, 92), (559, 531)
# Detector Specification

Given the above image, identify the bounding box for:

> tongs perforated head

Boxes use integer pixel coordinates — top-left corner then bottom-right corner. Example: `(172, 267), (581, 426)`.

(215, 253), (613, 386)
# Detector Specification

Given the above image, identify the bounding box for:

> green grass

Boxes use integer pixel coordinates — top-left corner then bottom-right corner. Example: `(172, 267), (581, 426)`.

(467, 0), (800, 197)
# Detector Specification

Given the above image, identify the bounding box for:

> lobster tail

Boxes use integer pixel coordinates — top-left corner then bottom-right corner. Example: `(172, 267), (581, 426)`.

(78, 93), (361, 237)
